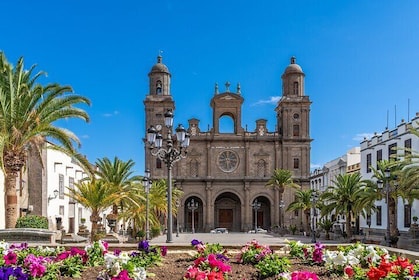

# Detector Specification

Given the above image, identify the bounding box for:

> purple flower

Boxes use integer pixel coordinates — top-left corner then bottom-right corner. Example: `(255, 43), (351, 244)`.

(0, 267), (14, 279)
(13, 267), (29, 280)
(138, 240), (149, 252)
(191, 239), (202, 246)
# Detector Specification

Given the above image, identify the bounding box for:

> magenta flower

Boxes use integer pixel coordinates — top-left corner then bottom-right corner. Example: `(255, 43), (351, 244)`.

(111, 269), (132, 280)
(161, 246), (168, 256)
(4, 251), (17, 265)
(291, 271), (319, 280)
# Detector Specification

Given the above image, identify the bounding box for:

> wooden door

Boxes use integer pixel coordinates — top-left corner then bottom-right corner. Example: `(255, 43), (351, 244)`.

(219, 209), (233, 229)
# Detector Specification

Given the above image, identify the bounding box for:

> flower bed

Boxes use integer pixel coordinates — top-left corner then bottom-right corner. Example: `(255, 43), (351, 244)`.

(0, 239), (418, 279)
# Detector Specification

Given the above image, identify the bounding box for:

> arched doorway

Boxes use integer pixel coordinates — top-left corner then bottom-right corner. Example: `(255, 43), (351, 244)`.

(250, 196), (271, 231)
(184, 197), (203, 233)
(214, 192), (241, 232)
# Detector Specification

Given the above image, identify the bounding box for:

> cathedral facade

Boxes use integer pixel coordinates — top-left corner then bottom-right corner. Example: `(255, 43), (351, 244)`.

(144, 55), (312, 233)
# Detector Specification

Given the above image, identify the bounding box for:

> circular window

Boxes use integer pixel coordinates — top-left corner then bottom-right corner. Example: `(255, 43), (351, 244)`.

(218, 150), (239, 172)
(293, 113), (300, 119)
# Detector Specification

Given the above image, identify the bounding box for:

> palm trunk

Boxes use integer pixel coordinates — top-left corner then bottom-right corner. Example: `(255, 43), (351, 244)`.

(5, 171), (19, 228)
(90, 211), (101, 241)
(345, 217), (352, 239)
(389, 197), (398, 243)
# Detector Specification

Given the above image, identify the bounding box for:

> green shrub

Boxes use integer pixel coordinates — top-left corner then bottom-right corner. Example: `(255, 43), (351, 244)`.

(15, 215), (48, 229)
(151, 227), (161, 238)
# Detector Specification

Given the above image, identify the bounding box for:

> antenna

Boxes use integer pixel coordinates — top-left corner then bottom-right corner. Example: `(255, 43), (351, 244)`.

(394, 104), (397, 127)
(408, 98), (410, 122)
(386, 109), (389, 129)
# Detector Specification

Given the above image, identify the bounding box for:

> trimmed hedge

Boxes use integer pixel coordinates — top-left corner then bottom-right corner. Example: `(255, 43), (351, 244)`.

(15, 215), (48, 229)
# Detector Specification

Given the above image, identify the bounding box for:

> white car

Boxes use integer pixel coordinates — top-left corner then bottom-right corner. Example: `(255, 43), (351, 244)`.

(248, 227), (268, 234)
(210, 227), (229, 234)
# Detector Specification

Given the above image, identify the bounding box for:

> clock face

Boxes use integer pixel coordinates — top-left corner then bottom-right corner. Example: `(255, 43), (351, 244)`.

(218, 150), (239, 172)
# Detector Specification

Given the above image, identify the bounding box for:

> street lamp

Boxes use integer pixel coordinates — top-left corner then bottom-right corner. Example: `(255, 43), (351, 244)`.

(176, 199), (180, 237)
(252, 199), (261, 233)
(48, 189), (59, 203)
(311, 191), (319, 243)
(377, 167), (392, 247)
(146, 109), (190, 243)
(142, 169), (152, 240)
(279, 200), (285, 228)
(187, 199), (198, 234)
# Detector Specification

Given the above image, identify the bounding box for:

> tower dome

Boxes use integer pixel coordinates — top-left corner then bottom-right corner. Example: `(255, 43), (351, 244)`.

(284, 56), (303, 74)
(150, 55), (170, 74)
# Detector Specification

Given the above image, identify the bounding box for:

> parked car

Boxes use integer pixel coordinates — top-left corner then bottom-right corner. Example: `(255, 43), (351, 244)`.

(248, 227), (268, 234)
(210, 227), (229, 234)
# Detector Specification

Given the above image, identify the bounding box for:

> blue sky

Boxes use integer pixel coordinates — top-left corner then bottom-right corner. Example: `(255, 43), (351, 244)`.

(2, 1), (419, 175)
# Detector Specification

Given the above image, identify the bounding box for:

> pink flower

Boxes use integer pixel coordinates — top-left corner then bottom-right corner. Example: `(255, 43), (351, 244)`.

(4, 251), (17, 265)
(56, 251), (70, 261)
(112, 269), (132, 280)
(291, 271), (318, 280)
(344, 265), (354, 277)
(29, 262), (47, 277)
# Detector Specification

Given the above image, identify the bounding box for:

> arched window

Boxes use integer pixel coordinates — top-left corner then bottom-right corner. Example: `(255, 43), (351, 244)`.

(293, 82), (299, 95)
(190, 159), (199, 177)
(293, 125), (300, 137)
(156, 158), (162, 169)
(257, 160), (266, 177)
(293, 158), (299, 169)
(219, 115), (235, 133)
(156, 80), (162, 95)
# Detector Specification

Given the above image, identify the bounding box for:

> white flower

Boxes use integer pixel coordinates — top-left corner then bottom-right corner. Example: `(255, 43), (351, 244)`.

(117, 252), (131, 264)
(110, 261), (121, 276)
(132, 267), (147, 280)
(0, 241), (9, 254)
(333, 251), (348, 266)
(364, 250), (381, 264)
(104, 253), (119, 269)
(346, 255), (360, 266)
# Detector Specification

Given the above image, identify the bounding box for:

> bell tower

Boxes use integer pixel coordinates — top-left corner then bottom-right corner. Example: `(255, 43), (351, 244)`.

(143, 55), (175, 176)
(275, 57), (312, 176)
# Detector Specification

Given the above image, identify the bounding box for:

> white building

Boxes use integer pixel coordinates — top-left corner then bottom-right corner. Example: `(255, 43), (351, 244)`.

(0, 142), (92, 234)
(310, 147), (361, 233)
(359, 112), (419, 235)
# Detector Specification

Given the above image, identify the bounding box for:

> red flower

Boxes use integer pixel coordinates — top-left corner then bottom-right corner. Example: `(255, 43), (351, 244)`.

(366, 267), (387, 280)
(344, 265), (354, 278)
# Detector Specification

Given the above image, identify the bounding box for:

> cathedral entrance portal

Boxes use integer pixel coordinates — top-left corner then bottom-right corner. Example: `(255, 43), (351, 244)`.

(214, 192), (241, 232)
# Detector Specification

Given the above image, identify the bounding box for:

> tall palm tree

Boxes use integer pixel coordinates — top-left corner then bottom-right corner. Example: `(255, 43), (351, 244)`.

(320, 173), (366, 239)
(287, 189), (315, 232)
(370, 160), (409, 241)
(0, 52), (91, 228)
(67, 180), (116, 241)
(95, 157), (143, 231)
(266, 169), (300, 225)
(148, 178), (183, 233)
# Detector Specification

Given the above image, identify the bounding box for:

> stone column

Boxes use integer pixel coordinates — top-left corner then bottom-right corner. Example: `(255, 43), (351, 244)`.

(205, 182), (213, 231)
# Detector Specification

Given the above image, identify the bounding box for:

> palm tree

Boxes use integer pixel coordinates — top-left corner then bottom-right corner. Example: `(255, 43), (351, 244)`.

(287, 189), (315, 233)
(67, 180), (116, 241)
(95, 157), (143, 232)
(320, 173), (366, 239)
(0, 52), (91, 228)
(370, 160), (411, 242)
(266, 169), (300, 226)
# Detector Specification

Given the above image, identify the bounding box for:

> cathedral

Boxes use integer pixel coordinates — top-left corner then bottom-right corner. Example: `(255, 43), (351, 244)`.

(144, 55), (312, 233)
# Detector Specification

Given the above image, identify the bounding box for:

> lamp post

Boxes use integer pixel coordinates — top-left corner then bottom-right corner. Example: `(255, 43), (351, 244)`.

(146, 109), (190, 243)
(142, 169), (152, 240)
(176, 199), (180, 237)
(187, 199), (198, 233)
(378, 167), (392, 247)
(252, 199), (261, 233)
(311, 191), (318, 243)
(279, 200), (285, 228)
